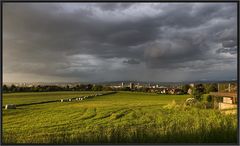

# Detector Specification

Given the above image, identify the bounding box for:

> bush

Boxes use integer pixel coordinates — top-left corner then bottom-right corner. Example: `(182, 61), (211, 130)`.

(206, 95), (212, 102)
(201, 94), (212, 102)
(193, 102), (206, 109)
(205, 102), (213, 109)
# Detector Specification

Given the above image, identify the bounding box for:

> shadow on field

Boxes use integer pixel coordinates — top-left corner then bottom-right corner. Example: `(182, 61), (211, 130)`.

(3, 123), (237, 144)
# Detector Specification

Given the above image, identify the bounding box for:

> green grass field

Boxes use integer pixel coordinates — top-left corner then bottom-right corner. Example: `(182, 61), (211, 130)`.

(2, 91), (238, 144)
(2, 91), (107, 105)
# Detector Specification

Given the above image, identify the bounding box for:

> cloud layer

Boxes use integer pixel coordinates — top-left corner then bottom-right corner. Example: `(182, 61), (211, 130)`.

(3, 3), (237, 82)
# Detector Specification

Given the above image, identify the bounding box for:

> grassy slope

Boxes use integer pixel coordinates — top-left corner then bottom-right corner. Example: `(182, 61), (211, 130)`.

(2, 92), (237, 144)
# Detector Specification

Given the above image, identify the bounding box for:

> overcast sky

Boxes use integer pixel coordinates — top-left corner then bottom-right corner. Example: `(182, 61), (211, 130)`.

(3, 3), (238, 83)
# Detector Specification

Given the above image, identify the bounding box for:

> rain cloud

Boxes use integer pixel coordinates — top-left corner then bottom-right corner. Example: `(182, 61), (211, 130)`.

(3, 3), (238, 82)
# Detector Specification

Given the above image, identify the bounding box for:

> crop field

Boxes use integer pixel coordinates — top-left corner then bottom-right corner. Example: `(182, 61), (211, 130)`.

(2, 91), (107, 105)
(2, 91), (238, 144)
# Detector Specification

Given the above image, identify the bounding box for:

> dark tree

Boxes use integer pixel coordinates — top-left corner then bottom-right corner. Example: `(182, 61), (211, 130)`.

(92, 85), (103, 91)
(181, 84), (190, 94)
(86, 84), (93, 91)
(122, 87), (131, 91)
(204, 83), (218, 93)
(192, 84), (205, 101)
(9, 84), (17, 92)
(3, 85), (8, 93)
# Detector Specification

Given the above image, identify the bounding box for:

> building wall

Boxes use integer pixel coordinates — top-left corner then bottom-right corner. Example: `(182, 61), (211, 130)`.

(219, 103), (237, 110)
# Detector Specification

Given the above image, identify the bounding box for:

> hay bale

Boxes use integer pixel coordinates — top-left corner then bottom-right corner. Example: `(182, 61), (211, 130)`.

(5, 104), (16, 109)
(60, 99), (68, 102)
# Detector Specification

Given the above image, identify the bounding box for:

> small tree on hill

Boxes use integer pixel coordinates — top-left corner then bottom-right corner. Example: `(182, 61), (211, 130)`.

(191, 84), (205, 101)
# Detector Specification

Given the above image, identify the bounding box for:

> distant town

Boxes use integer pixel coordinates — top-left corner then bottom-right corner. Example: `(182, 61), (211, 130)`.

(3, 80), (237, 95)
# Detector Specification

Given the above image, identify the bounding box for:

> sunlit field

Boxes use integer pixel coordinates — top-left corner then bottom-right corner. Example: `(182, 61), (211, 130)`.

(2, 92), (237, 144)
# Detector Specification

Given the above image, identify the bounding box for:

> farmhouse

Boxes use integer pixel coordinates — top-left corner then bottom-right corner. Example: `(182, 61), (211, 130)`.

(210, 83), (237, 111)
(210, 92), (237, 110)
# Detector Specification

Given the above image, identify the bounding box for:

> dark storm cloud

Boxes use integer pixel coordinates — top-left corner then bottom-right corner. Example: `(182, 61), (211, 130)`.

(97, 3), (134, 11)
(215, 39), (237, 55)
(216, 47), (237, 55)
(3, 3), (237, 82)
(143, 39), (203, 69)
(123, 59), (140, 65)
(222, 40), (237, 48)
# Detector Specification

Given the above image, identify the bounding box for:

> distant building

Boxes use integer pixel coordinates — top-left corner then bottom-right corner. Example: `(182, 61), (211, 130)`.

(136, 83), (142, 88)
(121, 82), (124, 88)
(169, 88), (183, 95)
(159, 86), (167, 94)
(129, 82), (134, 89)
(111, 85), (122, 89)
(187, 88), (192, 95)
(189, 83), (195, 88)
(160, 89), (167, 94)
(148, 83), (151, 88)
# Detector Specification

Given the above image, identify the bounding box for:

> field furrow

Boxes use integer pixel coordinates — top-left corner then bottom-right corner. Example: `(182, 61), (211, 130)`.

(80, 108), (97, 120)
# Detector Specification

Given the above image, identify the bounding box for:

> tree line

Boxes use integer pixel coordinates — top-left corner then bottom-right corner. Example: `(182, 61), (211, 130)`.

(2, 83), (218, 94)
(2, 84), (105, 93)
